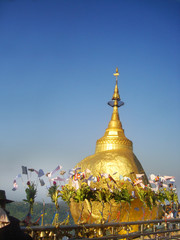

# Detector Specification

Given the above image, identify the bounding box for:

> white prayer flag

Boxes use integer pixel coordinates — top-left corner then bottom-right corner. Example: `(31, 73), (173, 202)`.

(136, 174), (144, 179)
(48, 165), (62, 177)
(164, 176), (175, 181)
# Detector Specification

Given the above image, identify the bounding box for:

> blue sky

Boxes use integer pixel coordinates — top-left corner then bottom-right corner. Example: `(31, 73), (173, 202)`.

(0, 0), (180, 202)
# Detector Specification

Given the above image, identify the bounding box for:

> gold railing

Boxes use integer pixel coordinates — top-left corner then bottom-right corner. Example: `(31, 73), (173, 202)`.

(22, 218), (180, 239)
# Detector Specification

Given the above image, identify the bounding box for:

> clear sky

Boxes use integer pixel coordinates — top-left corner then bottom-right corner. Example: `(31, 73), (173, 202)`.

(0, 0), (180, 202)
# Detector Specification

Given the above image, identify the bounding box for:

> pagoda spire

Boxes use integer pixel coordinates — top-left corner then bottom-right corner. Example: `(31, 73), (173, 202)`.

(112, 67), (120, 100)
(107, 67), (124, 130)
(95, 68), (132, 153)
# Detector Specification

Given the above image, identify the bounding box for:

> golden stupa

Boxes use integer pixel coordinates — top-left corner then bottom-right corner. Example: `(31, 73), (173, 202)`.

(70, 68), (158, 224)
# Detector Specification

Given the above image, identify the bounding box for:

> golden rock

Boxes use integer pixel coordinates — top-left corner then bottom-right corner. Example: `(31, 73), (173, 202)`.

(70, 69), (159, 225)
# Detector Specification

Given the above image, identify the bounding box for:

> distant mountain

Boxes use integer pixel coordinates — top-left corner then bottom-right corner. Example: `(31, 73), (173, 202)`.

(6, 201), (74, 225)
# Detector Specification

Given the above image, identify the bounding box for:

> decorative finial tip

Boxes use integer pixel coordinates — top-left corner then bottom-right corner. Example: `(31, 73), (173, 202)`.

(113, 67), (119, 77)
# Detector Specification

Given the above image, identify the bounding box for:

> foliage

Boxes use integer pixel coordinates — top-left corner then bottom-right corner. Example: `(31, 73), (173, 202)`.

(60, 185), (75, 205)
(95, 188), (107, 203)
(136, 186), (157, 210)
(156, 190), (167, 204)
(164, 188), (178, 205)
(113, 186), (133, 205)
(23, 181), (37, 214)
(47, 181), (61, 209)
(73, 183), (90, 203)
(59, 171), (179, 223)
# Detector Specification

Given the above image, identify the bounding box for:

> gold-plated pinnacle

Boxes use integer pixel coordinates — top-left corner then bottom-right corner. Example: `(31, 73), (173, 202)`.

(113, 67), (119, 83)
(112, 67), (120, 101)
